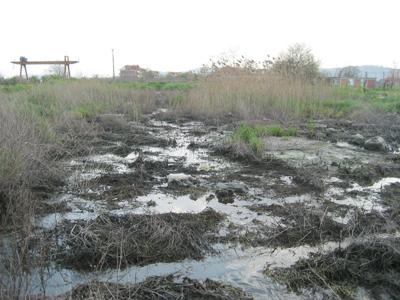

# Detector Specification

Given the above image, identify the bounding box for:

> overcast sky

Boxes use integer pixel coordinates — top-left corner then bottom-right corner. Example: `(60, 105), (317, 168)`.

(1, 0), (399, 77)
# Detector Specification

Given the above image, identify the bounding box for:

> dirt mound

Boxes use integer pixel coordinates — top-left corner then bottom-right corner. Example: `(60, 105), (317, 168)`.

(53, 209), (224, 271)
(68, 275), (253, 300)
(265, 237), (400, 299)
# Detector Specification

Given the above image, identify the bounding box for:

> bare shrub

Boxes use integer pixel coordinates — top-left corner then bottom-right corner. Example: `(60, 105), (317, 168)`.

(272, 43), (320, 81)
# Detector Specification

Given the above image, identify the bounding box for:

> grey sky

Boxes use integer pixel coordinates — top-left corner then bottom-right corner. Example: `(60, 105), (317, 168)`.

(1, 0), (399, 77)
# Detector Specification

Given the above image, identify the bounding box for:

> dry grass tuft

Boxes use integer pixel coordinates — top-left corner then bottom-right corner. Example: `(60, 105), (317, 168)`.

(67, 274), (253, 300)
(266, 237), (400, 298)
(53, 209), (224, 271)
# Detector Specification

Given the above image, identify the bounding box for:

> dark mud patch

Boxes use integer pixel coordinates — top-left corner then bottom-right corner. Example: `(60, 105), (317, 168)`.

(265, 237), (400, 299)
(99, 130), (176, 149)
(323, 201), (352, 218)
(335, 158), (400, 186)
(30, 176), (65, 200)
(52, 209), (224, 271)
(381, 182), (400, 209)
(93, 116), (177, 151)
(212, 142), (326, 195)
(249, 201), (382, 224)
(83, 171), (156, 201)
(300, 116), (400, 150)
(81, 157), (204, 202)
(242, 203), (345, 247)
(94, 114), (130, 133)
(338, 163), (386, 186)
(292, 169), (325, 193)
(0, 191), (7, 222)
(129, 156), (206, 177)
(268, 183), (312, 197)
(155, 109), (240, 127)
(215, 189), (235, 204)
(105, 142), (133, 157)
(164, 183), (208, 200)
(247, 202), (307, 217)
(35, 200), (72, 216)
(66, 274), (253, 300)
(241, 202), (397, 248)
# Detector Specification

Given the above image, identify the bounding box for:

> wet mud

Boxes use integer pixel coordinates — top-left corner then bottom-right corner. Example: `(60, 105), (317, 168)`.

(3, 111), (400, 299)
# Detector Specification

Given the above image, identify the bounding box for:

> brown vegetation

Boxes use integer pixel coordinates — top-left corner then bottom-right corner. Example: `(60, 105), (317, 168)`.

(176, 74), (336, 122)
(0, 80), (159, 226)
(67, 275), (253, 300)
(266, 237), (400, 299)
(53, 209), (224, 271)
(0, 80), (161, 298)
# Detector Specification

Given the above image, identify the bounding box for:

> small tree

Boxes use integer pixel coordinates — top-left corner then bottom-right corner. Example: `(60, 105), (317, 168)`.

(48, 65), (64, 77)
(272, 44), (320, 80)
(337, 66), (360, 78)
(209, 52), (260, 73)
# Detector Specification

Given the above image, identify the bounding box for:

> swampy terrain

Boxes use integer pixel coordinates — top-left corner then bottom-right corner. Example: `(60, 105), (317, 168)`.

(2, 104), (400, 299)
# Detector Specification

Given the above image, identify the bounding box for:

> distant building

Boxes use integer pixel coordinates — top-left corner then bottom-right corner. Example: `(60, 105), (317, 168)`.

(364, 78), (377, 89)
(119, 65), (163, 80)
(119, 65), (144, 80)
(383, 70), (400, 88)
(327, 77), (376, 88)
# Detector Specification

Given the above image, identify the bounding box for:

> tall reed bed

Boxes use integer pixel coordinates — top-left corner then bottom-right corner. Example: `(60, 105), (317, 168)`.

(177, 73), (368, 122)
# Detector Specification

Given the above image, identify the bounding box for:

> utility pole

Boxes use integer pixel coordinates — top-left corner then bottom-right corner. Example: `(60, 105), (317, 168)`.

(112, 49), (115, 79)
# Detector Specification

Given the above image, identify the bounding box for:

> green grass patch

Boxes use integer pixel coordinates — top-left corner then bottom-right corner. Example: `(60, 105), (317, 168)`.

(232, 123), (297, 153)
(70, 101), (111, 118)
(319, 99), (361, 117)
(254, 124), (297, 137)
(115, 81), (193, 91)
(330, 87), (400, 114)
(232, 124), (264, 153)
(366, 89), (400, 113)
(266, 125), (296, 137)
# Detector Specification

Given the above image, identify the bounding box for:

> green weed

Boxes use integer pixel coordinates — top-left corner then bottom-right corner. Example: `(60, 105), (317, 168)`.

(115, 81), (193, 91)
(232, 124), (264, 153)
(232, 123), (297, 154)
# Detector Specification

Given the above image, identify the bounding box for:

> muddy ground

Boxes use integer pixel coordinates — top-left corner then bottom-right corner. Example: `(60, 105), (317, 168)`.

(1, 108), (400, 299)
